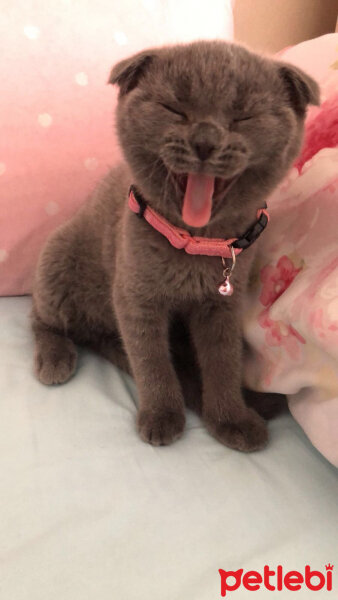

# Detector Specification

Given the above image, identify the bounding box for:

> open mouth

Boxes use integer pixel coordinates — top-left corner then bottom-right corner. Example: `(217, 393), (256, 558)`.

(173, 173), (238, 228)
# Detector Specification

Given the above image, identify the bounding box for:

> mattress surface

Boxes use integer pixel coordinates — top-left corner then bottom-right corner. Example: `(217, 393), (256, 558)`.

(0, 297), (337, 599)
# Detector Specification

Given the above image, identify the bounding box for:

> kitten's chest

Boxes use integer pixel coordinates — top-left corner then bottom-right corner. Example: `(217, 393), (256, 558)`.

(146, 235), (251, 302)
(160, 249), (221, 299)
(126, 213), (254, 303)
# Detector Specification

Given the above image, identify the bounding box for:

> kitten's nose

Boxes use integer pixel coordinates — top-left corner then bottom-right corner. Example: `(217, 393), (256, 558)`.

(190, 122), (220, 161)
(193, 140), (215, 161)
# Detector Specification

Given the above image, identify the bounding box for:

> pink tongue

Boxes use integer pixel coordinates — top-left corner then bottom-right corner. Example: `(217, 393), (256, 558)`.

(182, 173), (215, 227)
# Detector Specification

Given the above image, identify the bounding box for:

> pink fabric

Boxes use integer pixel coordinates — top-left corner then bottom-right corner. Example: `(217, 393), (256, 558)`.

(243, 34), (338, 466)
(0, 0), (234, 295)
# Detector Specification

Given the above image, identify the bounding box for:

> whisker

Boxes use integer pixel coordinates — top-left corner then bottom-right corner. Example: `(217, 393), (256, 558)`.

(164, 142), (189, 151)
(163, 170), (172, 204)
(132, 154), (164, 188)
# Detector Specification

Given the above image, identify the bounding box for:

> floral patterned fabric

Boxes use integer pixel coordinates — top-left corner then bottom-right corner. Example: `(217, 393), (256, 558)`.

(244, 34), (338, 466)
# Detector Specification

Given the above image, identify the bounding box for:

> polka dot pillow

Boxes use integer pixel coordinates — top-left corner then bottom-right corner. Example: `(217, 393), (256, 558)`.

(0, 0), (234, 295)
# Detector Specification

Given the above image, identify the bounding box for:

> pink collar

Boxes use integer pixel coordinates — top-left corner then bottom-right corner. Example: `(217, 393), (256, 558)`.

(128, 185), (269, 259)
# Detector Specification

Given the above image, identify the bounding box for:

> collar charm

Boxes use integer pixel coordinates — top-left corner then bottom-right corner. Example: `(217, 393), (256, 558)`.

(218, 246), (236, 296)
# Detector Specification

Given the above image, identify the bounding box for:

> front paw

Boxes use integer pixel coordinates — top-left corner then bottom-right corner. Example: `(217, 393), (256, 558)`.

(35, 346), (77, 385)
(206, 408), (268, 452)
(137, 408), (186, 446)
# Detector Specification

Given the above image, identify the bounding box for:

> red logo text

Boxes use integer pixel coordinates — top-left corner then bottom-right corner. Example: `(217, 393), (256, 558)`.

(219, 564), (334, 596)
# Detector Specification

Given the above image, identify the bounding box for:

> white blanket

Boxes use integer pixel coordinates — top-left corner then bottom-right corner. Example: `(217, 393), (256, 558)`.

(0, 297), (337, 599)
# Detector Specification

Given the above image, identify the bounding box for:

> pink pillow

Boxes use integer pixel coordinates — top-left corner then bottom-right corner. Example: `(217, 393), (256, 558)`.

(0, 0), (234, 295)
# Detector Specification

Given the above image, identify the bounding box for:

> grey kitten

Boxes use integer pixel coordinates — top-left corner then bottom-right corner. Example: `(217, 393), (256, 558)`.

(32, 41), (319, 450)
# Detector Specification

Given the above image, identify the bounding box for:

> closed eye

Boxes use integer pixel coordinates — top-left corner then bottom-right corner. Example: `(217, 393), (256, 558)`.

(158, 103), (187, 119)
(233, 115), (254, 122)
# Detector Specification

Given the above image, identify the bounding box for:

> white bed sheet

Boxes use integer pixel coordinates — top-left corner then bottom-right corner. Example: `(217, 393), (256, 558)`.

(0, 297), (337, 599)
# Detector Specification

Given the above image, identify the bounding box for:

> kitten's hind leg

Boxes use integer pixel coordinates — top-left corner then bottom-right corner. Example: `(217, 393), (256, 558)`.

(243, 389), (288, 420)
(32, 315), (77, 385)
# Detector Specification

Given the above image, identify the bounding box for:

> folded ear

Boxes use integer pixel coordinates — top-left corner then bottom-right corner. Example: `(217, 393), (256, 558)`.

(108, 50), (156, 95)
(277, 62), (320, 116)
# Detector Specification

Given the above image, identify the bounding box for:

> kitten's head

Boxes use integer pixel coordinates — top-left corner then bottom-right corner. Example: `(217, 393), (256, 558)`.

(109, 41), (319, 229)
